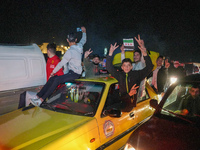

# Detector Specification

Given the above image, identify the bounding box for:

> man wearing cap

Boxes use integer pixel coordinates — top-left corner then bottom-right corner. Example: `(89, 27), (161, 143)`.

(30, 26), (87, 106)
(83, 49), (105, 78)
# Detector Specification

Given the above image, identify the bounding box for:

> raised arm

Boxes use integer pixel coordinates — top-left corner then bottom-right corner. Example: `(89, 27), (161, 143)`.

(106, 43), (120, 79)
(78, 26), (87, 46)
(134, 34), (147, 56)
(83, 48), (93, 67)
(108, 43), (119, 56)
(133, 36), (153, 80)
(84, 48), (93, 58)
(120, 44), (125, 62)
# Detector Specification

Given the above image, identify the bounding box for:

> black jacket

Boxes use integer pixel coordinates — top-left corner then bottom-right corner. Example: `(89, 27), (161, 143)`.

(148, 66), (168, 94)
(106, 55), (153, 96)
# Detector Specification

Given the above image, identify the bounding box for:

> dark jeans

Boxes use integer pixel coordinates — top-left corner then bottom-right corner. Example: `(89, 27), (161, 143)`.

(37, 70), (80, 100)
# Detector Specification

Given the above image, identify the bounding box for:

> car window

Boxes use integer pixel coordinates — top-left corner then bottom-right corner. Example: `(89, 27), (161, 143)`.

(102, 83), (120, 115)
(40, 81), (105, 117)
(137, 88), (150, 103)
(102, 83), (150, 116)
(161, 82), (200, 121)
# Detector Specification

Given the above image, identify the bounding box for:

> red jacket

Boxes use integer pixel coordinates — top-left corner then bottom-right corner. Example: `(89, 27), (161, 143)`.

(46, 55), (64, 81)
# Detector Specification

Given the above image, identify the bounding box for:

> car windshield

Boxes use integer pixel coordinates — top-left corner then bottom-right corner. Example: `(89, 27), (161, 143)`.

(160, 82), (200, 123)
(40, 81), (105, 117)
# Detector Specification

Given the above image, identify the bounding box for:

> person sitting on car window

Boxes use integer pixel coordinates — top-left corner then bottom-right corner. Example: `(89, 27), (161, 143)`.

(83, 49), (107, 78)
(106, 35), (153, 112)
(178, 85), (200, 115)
(120, 36), (146, 100)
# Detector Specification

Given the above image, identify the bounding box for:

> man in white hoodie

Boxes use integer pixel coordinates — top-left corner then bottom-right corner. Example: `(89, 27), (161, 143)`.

(30, 26), (87, 106)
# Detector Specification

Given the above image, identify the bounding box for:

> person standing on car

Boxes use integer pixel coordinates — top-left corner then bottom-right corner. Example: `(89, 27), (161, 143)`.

(30, 26), (87, 106)
(106, 35), (153, 112)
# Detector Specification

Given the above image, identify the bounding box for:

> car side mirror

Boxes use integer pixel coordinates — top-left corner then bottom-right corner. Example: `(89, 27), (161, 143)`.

(150, 99), (158, 109)
(105, 108), (121, 117)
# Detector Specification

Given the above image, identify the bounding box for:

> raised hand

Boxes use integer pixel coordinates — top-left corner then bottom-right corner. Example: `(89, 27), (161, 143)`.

(84, 48), (93, 58)
(134, 34), (147, 56)
(138, 46), (147, 56)
(134, 34), (145, 48)
(165, 59), (170, 68)
(109, 42), (119, 56)
(129, 84), (139, 96)
(81, 26), (86, 33)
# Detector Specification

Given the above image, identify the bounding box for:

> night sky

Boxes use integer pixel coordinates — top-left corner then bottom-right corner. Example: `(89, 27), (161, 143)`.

(1, 0), (200, 62)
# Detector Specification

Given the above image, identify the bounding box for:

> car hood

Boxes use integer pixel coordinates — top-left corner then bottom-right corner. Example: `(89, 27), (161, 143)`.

(0, 107), (96, 149)
(128, 115), (200, 150)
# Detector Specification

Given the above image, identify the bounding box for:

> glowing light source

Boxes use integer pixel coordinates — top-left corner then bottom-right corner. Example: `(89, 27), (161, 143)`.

(170, 77), (177, 85)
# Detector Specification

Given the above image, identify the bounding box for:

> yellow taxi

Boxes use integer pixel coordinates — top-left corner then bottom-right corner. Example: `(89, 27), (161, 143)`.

(0, 76), (158, 150)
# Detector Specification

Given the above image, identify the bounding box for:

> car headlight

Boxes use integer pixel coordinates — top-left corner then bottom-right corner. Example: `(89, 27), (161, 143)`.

(124, 143), (136, 150)
(170, 77), (177, 85)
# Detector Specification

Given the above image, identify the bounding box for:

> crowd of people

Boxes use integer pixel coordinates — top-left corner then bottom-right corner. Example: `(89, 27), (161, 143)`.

(29, 26), (190, 113)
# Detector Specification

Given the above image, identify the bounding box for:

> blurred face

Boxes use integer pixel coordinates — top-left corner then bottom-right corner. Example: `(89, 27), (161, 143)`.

(47, 49), (50, 57)
(121, 62), (133, 73)
(93, 57), (100, 65)
(134, 52), (141, 63)
(156, 58), (163, 67)
(174, 63), (179, 68)
(189, 87), (200, 99)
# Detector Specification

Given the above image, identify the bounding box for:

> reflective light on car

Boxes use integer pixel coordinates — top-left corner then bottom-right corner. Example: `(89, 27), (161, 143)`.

(90, 138), (95, 143)
(170, 77), (177, 85)
(124, 143), (136, 150)
(158, 94), (163, 100)
(65, 82), (72, 86)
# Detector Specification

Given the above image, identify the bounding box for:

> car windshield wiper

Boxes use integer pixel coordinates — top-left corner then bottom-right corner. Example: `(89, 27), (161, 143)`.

(40, 102), (56, 111)
(22, 104), (35, 111)
(162, 108), (195, 124)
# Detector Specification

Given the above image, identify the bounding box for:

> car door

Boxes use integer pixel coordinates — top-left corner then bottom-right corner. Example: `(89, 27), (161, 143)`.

(96, 83), (156, 149)
(95, 83), (146, 149)
(133, 88), (155, 125)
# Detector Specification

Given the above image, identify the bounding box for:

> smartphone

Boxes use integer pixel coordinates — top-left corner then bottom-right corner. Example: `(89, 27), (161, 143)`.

(76, 27), (82, 32)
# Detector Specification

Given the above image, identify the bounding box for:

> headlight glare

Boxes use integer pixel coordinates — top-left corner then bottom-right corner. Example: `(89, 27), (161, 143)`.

(124, 143), (136, 150)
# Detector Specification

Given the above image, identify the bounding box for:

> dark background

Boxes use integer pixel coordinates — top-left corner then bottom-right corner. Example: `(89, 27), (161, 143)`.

(0, 0), (200, 62)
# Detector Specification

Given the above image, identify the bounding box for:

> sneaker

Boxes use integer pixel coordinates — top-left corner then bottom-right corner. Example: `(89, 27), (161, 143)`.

(30, 98), (42, 106)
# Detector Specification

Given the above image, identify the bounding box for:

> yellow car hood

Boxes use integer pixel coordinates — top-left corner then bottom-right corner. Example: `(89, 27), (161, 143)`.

(0, 107), (96, 149)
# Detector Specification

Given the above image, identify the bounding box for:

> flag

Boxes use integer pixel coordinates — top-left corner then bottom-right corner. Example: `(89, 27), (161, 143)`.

(123, 38), (134, 50)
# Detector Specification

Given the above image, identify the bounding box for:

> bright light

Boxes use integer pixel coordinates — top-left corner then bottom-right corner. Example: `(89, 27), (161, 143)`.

(124, 144), (136, 150)
(158, 93), (165, 100)
(170, 77), (177, 85)
(66, 83), (72, 86)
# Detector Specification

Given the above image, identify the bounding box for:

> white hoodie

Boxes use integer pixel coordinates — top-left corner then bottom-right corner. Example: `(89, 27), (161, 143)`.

(53, 33), (86, 75)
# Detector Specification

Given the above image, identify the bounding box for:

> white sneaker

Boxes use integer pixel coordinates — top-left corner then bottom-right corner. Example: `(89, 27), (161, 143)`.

(30, 98), (42, 106)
